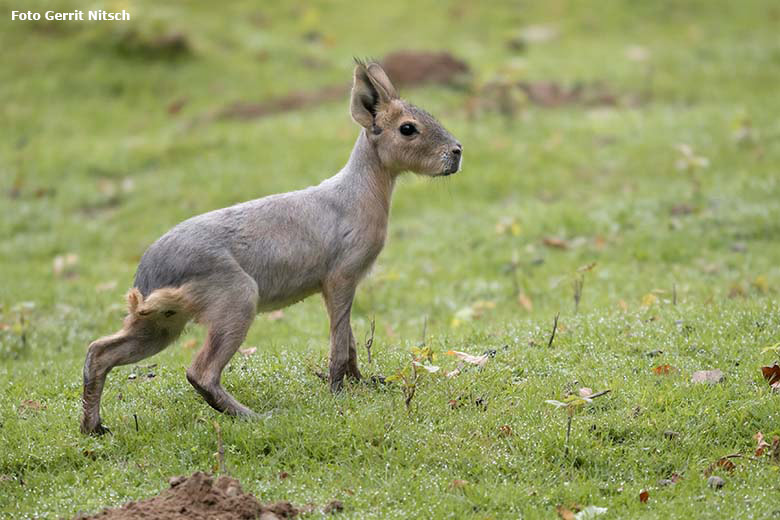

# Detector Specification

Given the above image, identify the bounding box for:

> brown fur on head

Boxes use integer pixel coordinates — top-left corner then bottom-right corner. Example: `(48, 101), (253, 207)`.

(350, 60), (462, 176)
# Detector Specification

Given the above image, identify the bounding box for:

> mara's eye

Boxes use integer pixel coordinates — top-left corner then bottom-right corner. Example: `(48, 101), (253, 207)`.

(399, 123), (417, 136)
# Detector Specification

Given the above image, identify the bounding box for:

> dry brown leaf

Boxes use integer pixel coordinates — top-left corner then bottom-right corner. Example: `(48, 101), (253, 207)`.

(652, 364), (677, 375)
(451, 479), (468, 489)
(499, 425), (513, 436)
(771, 436), (780, 464)
(323, 500), (343, 514)
(691, 369), (724, 384)
(556, 505), (576, 520)
(754, 432), (770, 457)
(20, 399), (44, 411)
(639, 490), (649, 503)
(704, 456), (737, 476)
(543, 237), (569, 249)
(446, 350), (489, 367)
(761, 363), (780, 391)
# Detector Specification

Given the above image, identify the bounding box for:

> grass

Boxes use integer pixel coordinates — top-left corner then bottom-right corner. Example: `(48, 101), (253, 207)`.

(2, 0), (780, 517)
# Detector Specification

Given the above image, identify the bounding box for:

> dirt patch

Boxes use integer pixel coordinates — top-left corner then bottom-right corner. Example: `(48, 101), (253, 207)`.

(73, 472), (300, 520)
(217, 85), (344, 121)
(379, 50), (470, 88)
(214, 50), (470, 121)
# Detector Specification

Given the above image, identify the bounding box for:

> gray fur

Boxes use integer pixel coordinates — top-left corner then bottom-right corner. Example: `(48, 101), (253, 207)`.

(80, 61), (462, 434)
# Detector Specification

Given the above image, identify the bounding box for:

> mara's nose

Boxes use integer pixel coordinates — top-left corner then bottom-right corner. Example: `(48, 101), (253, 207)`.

(452, 144), (462, 157)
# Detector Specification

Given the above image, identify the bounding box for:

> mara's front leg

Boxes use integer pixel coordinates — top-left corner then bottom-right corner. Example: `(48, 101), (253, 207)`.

(323, 277), (362, 392)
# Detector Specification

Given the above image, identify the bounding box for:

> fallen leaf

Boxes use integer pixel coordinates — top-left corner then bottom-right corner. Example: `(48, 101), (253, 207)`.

(761, 363), (780, 391)
(556, 505), (576, 520)
(279, 471), (289, 480)
(167, 97), (188, 115)
(652, 364), (677, 375)
(691, 369), (724, 384)
(639, 490), (649, 503)
(447, 350), (489, 367)
(754, 432), (770, 457)
(448, 399), (459, 409)
(499, 425), (513, 436)
(771, 436), (780, 464)
(543, 236), (569, 249)
(239, 347), (257, 356)
(704, 456), (737, 476)
(451, 479), (468, 489)
(267, 310), (284, 321)
(20, 399), (44, 411)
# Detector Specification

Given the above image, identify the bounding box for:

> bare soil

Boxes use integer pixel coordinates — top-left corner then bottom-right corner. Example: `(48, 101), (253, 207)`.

(73, 472), (299, 520)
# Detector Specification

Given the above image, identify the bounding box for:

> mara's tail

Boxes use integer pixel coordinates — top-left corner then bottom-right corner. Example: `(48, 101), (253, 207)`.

(125, 287), (194, 323)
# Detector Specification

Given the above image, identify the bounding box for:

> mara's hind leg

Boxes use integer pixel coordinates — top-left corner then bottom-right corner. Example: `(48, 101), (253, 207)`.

(186, 276), (259, 417)
(81, 321), (181, 435)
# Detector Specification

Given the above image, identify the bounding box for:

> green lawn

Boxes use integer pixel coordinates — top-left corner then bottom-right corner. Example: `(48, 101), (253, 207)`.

(2, 0), (780, 518)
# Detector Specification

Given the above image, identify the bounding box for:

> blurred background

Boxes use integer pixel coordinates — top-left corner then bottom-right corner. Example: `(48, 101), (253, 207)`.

(1, 0), (778, 360)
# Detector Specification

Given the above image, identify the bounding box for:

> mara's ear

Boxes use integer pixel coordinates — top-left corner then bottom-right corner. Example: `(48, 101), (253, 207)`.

(350, 61), (398, 128)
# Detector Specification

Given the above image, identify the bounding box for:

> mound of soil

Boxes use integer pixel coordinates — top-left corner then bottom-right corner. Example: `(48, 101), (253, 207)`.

(380, 50), (470, 87)
(74, 472), (298, 520)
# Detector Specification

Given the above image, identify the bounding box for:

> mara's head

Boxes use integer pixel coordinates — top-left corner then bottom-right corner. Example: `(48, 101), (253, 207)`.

(350, 60), (462, 176)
